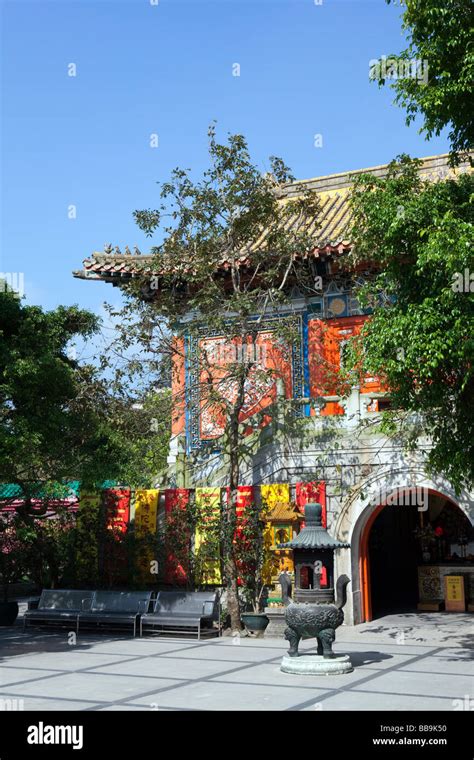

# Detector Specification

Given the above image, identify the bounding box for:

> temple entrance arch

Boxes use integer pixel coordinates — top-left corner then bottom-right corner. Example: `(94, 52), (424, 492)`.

(335, 473), (474, 625)
(357, 489), (472, 621)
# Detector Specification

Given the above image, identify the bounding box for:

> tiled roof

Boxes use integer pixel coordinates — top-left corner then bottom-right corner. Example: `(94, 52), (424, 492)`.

(0, 484), (23, 499)
(73, 153), (469, 283)
(0, 482), (81, 500)
(0, 481), (119, 501)
(266, 503), (302, 522)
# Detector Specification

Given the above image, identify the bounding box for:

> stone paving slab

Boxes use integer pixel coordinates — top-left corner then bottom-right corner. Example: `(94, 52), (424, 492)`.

(128, 679), (326, 711)
(349, 669), (473, 699)
(91, 656), (236, 680)
(0, 696), (102, 711)
(0, 666), (63, 688)
(0, 613), (472, 711)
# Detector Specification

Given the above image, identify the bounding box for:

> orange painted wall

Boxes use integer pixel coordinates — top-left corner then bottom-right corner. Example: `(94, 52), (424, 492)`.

(198, 331), (293, 440)
(172, 315), (384, 439)
(308, 315), (382, 414)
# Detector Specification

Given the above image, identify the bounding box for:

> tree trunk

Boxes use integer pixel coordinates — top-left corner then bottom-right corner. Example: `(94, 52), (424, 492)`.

(225, 402), (243, 632)
(223, 341), (254, 633)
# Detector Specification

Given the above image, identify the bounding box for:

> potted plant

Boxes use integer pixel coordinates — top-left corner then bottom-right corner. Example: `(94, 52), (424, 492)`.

(0, 515), (25, 625)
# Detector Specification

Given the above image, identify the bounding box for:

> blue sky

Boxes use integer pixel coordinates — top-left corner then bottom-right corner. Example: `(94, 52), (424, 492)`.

(2, 0), (450, 316)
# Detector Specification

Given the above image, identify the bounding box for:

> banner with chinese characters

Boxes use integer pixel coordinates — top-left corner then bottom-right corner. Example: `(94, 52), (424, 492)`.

(224, 486), (254, 566)
(295, 481), (327, 528)
(134, 489), (159, 583)
(134, 489), (159, 536)
(224, 485), (254, 518)
(164, 489), (190, 584)
(260, 484), (290, 582)
(103, 488), (130, 533)
(296, 481), (328, 585)
(102, 488), (130, 585)
(260, 484), (290, 512)
(195, 487), (221, 584)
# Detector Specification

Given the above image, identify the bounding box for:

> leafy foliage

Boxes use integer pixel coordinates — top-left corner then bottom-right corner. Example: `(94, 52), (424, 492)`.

(0, 294), (132, 503)
(377, 0), (473, 164)
(107, 127), (323, 629)
(0, 515), (28, 601)
(346, 156), (474, 492)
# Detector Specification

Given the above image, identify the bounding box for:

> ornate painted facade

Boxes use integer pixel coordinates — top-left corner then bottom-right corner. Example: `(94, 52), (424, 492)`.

(74, 153), (474, 624)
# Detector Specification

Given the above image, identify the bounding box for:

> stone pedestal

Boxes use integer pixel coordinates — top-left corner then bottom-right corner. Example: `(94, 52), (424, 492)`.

(264, 608), (287, 638)
(281, 653), (353, 675)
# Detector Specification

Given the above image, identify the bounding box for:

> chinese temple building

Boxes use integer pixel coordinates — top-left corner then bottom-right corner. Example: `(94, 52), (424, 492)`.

(73, 153), (474, 624)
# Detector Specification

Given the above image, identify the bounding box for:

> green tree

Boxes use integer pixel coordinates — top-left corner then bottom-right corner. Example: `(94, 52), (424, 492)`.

(0, 293), (131, 511)
(105, 126), (322, 630)
(346, 155), (474, 492)
(374, 0), (473, 164)
(103, 390), (171, 488)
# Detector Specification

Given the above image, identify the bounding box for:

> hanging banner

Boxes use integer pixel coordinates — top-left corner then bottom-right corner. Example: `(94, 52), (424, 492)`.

(223, 486), (254, 546)
(224, 485), (254, 517)
(76, 490), (101, 584)
(134, 489), (159, 583)
(103, 488), (130, 533)
(165, 488), (189, 514)
(164, 489), (190, 584)
(195, 487), (221, 584)
(260, 484), (290, 583)
(260, 484), (290, 512)
(296, 481), (327, 527)
(134, 489), (159, 537)
(102, 488), (130, 585)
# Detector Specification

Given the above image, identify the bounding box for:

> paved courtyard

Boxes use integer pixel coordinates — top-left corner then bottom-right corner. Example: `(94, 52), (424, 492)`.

(0, 610), (472, 711)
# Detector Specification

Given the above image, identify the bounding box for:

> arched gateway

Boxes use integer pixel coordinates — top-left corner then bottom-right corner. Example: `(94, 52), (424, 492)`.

(335, 470), (474, 624)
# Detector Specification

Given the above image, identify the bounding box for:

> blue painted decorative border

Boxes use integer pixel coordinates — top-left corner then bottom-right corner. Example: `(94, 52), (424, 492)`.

(302, 311), (311, 417)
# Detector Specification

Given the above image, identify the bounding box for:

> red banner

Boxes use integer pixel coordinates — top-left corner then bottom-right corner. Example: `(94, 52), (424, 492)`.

(164, 489), (190, 584)
(224, 486), (254, 516)
(101, 488), (130, 585)
(165, 488), (189, 515)
(103, 488), (130, 533)
(295, 481), (327, 528)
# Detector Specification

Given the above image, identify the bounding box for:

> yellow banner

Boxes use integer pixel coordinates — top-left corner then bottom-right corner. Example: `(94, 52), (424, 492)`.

(261, 484), (291, 583)
(134, 489), (159, 537)
(260, 484), (290, 511)
(77, 490), (101, 522)
(134, 489), (159, 583)
(195, 487), (221, 584)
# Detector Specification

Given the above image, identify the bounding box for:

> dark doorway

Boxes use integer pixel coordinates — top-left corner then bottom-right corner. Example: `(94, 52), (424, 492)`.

(369, 504), (419, 617)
